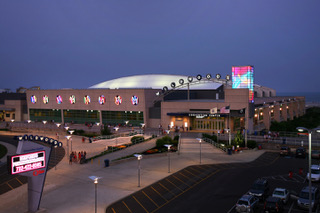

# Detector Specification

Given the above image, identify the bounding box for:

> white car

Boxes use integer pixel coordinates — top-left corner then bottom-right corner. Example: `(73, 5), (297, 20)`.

(272, 188), (290, 204)
(307, 165), (320, 182)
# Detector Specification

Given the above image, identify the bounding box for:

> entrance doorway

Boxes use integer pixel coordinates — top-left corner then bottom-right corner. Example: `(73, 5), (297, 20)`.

(192, 118), (225, 131)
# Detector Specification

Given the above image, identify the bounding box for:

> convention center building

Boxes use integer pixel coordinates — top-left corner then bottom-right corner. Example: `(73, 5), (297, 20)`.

(24, 66), (305, 133)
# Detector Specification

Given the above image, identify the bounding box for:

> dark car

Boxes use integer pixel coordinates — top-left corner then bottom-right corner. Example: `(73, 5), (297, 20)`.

(295, 147), (306, 158)
(311, 150), (320, 159)
(280, 146), (291, 156)
(248, 179), (269, 201)
(264, 196), (284, 212)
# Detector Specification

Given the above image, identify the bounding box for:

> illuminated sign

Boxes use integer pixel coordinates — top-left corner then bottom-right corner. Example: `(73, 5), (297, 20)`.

(31, 95), (37, 104)
(115, 95), (122, 105)
(56, 95), (63, 104)
(99, 95), (105, 105)
(131, 95), (139, 105)
(69, 95), (76, 104)
(43, 95), (49, 104)
(232, 66), (254, 103)
(84, 95), (91, 105)
(9, 151), (46, 175)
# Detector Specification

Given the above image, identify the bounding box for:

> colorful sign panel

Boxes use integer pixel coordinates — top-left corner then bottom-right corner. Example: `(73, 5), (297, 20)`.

(115, 95), (122, 105)
(56, 95), (63, 104)
(131, 95), (139, 105)
(9, 151), (46, 175)
(99, 95), (105, 105)
(31, 95), (37, 104)
(232, 66), (254, 103)
(42, 95), (49, 104)
(69, 95), (76, 104)
(84, 95), (91, 105)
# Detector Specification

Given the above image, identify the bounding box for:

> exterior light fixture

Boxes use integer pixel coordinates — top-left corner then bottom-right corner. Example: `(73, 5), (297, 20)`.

(226, 75), (231, 81)
(206, 74), (211, 80)
(216, 73), (221, 79)
(187, 76), (193, 82)
(171, 82), (176, 88)
(134, 154), (143, 187)
(162, 86), (168, 92)
(164, 145), (172, 173)
(179, 79), (184, 85)
(27, 120), (32, 123)
(68, 130), (75, 135)
(88, 176), (102, 213)
(196, 74), (202, 81)
(64, 126), (69, 131)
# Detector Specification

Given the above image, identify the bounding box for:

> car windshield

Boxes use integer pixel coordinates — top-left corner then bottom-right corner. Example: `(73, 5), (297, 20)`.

(300, 191), (315, 199)
(252, 183), (265, 190)
(237, 200), (248, 205)
(273, 191), (284, 196)
(311, 169), (320, 174)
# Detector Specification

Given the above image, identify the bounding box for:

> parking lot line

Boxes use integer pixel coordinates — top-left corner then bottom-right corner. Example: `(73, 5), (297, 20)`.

(122, 201), (132, 213)
(6, 183), (13, 190)
(151, 186), (168, 202)
(111, 207), (116, 213)
(132, 195), (149, 213)
(158, 182), (176, 197)
(172, 175), (191, 187)
(185, 168), (203, 180)
(165, 178), (183, 192)
(142, 191), (159, 208)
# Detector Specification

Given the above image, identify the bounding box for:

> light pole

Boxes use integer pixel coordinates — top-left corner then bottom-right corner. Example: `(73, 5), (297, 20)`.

(89, 176), (101, 213)
(65, 135), (71, 160)
(296, 127), (320, 213)
(196, 138), (202, 164)
(164, 145), (172, 173)
(69, 130), (74, 152)
(134, 154), (143, 187)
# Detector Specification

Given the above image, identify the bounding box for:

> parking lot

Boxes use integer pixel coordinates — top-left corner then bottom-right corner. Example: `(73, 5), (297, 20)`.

(228, 154), (320, 213)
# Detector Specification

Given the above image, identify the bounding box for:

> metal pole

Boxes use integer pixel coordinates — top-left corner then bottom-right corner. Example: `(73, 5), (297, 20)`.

(71, 138), (72, 153)
(138, 159), (141, 187)
(168, 151), (171, 173)
(309, 132), (312, 213)
(55, 146), (57, 170)
(245, 129), (247, 148)
(95, 183), (97, 213)
(200, 142), (202, 164)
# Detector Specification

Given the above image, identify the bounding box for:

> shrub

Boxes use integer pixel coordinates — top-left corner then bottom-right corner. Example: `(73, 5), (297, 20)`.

(156, 135), (173, 148)
(74, 129), (85, 135)
(247, 140), (257, 149)
(101, 126), (112, 135)
(131, 136), (144, 143)
(202, 133), (217, 142)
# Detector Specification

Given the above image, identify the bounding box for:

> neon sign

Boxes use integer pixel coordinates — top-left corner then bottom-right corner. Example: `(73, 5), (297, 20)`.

(99, 95), (105, 105)
(9, 151), (46, 175)
(31, 95), (37, 104)
(84, 95), (91, 105)
(115, 95), (122, 105)
(43, 95), (49, 104)
(232, 66), (254, 103)
(131, 95), (139, 105)
(69, 95), (76, 104)
(56, 95), (63, 104)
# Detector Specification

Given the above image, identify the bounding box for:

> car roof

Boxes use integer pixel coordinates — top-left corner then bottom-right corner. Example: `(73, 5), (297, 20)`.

(311, 165), (320, 169)
(273, 188), (286, 192)
(254, 179), (267, 184)
(301, 186), (318, 193)
(240, 194), (254, 201)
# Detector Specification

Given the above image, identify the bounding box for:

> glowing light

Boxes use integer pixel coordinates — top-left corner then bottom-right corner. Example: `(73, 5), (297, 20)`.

(99, 95), (105, 105)
(115, 95), (122, 105)
(31, 95), (37, 104)
(232, 66), (254, 103)
(84, 95), (91, 105)
(69, 95), (76, 104)
(131, 95), (139, 105)
(56, 95), (63, 104)
(43, 95), (49, 104)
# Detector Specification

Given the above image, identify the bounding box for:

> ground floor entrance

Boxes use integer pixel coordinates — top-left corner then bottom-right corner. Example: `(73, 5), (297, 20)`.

(191, 117), (225, 131)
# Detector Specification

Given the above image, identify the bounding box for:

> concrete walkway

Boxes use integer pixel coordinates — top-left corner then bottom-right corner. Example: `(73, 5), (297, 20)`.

(0, 132), (265, 213)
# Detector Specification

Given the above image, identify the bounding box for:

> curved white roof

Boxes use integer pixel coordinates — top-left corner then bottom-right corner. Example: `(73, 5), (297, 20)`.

(89, 74), (223, 90)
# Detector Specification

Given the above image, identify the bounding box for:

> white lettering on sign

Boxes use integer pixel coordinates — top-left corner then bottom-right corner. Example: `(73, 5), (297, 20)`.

(11, 151), (46, 175)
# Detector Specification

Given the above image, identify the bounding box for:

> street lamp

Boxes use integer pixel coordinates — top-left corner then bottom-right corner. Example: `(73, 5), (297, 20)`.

(65, 135), (71, 159)
(56, 123), (61, 128)
(68, 130), (74, 152)
(64, 126), (69, 131)
(89, 176), (102, 213)
(125, 120), (129, 126)
(296, 127), (320, 213)
(164, 145), (172, 173)
(134, 154), (143, 187)
(196, 138), (202, 164)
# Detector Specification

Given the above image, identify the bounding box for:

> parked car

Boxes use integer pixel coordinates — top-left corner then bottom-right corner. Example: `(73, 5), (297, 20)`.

(297, 186), (320, 211)
(280, 146), (291, 156)
(248, 179), (269, 201)
(306, 164), (320, 182)
(235, 194), (259, 213)
(272, 188), (290, 204)
(311, 150), (320, 159)
(295, 147), (306, 158)
(264, 196), (284, 212)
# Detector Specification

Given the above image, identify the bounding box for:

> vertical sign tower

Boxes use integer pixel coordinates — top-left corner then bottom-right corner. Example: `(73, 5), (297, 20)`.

(231, 66), (254, 103)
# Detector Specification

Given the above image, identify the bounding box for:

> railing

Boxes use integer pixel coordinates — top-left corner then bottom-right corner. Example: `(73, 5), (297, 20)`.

(203, 137), (227, 152)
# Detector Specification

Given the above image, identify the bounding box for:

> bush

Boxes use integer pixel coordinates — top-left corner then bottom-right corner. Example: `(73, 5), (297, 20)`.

(131, 136), (144, 143)
(156, 135), (173, 149)
(247, 140), (257, 149)
(73, 129), (85, 135)
(202, 133), (217, 142)
(101, 126), (112, 135)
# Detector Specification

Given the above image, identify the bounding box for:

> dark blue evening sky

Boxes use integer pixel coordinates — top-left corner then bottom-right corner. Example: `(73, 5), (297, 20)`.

(0, 0), (319, 93)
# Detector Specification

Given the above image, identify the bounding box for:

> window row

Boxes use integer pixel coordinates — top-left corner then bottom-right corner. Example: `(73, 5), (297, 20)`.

(30, 95), (139, 106)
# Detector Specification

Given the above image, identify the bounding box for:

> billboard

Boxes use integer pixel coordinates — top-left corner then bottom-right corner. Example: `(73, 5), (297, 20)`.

(232, 66), (254, 103)
(8, 151), (46, 175)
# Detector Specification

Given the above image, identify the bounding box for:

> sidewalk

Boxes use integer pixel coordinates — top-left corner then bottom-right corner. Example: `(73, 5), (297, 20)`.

(0, 132), (265, 213)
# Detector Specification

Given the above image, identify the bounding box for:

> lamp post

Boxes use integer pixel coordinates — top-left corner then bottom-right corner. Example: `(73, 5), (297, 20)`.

(164, 145), (172, 173)
(134, 154), (143, 187)
(196, 138), (202, 164)
(296, 127), (320, 213)
(69, 130), (74, 152)
(65, 135), (71, 160)
(89, 176), (102, 213)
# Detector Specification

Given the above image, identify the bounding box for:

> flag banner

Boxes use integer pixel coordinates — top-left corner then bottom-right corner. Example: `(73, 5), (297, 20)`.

(210, 107), (218, 114)
(220, 106), (230, 114)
